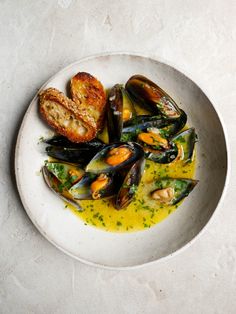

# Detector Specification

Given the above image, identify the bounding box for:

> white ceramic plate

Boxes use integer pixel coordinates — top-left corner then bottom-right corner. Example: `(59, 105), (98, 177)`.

(15, 53), (228, 269)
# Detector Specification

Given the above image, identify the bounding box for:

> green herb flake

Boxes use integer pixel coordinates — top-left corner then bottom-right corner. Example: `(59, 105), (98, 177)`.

(129, 184), (138, 194)
(98, 215), (104, 222)
(120, 133), (133, 142)
(176, 136), (186, 143)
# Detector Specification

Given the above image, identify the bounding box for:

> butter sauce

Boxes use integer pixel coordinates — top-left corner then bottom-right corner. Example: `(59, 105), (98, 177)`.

(66, 155), (196, 232)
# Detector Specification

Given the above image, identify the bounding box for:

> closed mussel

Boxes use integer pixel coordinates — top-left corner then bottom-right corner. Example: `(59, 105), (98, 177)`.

(115, 157), (145, 209)
(45, 136), (105, 148)
(86, 142), (144, 174)
(126, 75), (182, 118)
(45, 138), (104, 164)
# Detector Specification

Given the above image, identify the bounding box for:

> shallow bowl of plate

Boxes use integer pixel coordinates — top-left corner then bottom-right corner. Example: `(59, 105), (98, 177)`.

(15, 53), (228, 269)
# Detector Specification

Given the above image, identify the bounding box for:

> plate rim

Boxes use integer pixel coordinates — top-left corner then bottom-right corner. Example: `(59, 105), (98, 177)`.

(14, 51), (230, 270)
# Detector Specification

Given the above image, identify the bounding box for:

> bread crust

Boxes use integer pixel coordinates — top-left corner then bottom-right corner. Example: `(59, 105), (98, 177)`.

(39, 88), (96, 143)
(70, 72), (106, 130)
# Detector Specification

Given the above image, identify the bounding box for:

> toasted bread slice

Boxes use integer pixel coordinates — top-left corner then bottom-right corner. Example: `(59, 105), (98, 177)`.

(70, 72), (106, 130)
(39, 88), (96, 143)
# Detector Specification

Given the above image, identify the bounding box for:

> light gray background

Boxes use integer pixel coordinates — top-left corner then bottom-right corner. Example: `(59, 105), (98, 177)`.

(1, 0), (236, 313)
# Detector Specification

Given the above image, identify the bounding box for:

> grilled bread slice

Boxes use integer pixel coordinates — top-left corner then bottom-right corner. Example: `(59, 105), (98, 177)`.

(70, 72), (106, 131)
(39, 88), (96, 143)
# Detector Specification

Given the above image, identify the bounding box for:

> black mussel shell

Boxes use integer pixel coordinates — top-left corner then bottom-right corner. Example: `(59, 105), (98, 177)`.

(160, 110), (187, 137)
(45, 136), (105, 149)
(107, 84), (123, 142)
(123, 115), (163, 129)
(144, 142), (178, 164)
(126, 75), (182, 118)
(42, 166), (83, 211)
(46, 146), (101, 164)
(172, 127), (196, 162)
(121, 86), (136, 122)
(115, 157), (145, 209)
(107, 84), (137, 143)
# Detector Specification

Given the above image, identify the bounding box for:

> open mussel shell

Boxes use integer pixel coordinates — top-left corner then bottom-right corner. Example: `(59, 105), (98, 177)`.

(42, 166), (83, 211)
(45, 162), (84, 188)
(97, 121), (109, 144)
(121, 86), (136, 122)
(69, 173), (120, 200)
(107, 84), (123, 142)
(144, 142), (178, 164)
(172, 128), (196, 162)
(85, 142), (144, 174)
(160, 109), (187, 137)
(151, 178), (198, 205)
(115, 157), (145, 209)
(107, 85), (137, 143)
(126, 75), (182, 118)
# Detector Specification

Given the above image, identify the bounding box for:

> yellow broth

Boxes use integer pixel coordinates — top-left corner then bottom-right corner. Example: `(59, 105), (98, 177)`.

(66, 155), (196, 232)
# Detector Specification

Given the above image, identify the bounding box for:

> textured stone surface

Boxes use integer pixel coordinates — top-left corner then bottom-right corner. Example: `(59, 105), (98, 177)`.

(0, 0), (236, 313)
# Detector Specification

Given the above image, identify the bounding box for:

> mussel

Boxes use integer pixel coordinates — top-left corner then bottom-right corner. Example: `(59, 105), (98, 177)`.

(126, 75), (182, 118)
(85, 142), (144, 174)
(121, 115), (169, 142)
(107, 85), (136, 142)
(137, 128), (169, 150)
(42, 166), (83, 211)
(122, 110), (187, 142)
(45, 136), (105, 148)
(69, 172), (121, 200)
(45, 162), (84, 188)
(45, 138), (104, 164)
(115, 157), (145, 209)
(123, 115), (163, 130)
(121, 86), (136, 122)
(136, 128), (178, 164)
(172, 128), (196, 162)
(144, 143), (178, 164)
(151, 178), (198, 205)
(160, 109), (187, 137)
